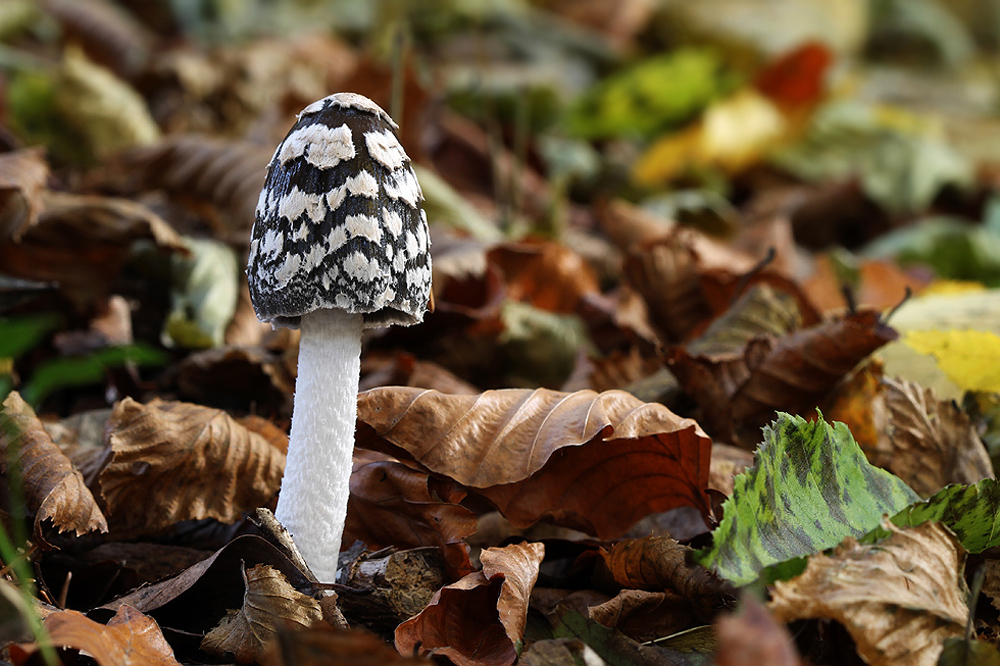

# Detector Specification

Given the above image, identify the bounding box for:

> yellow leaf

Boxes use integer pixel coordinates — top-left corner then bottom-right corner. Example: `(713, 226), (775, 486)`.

(904, 329), (1000, 393)
(634, 89), (787, 185)
(921, 280), (987, 296)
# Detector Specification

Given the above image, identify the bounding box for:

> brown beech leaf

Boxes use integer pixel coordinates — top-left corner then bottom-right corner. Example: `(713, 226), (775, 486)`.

(770, 522), (968, 666)
(671, 310), (897, 444)
(0, 148), (48, 242)
(201, 564), (322, 664)
(715, 594), (801, 666)
(488, 242), (601, 313)
(0, 190), (186, 310)
(43, 0), (152, 77)
(99, 398), (285, 534)
(876, 378), (994, 497)
(0, 391), (107, 545)
(395, 541), (544, 666)
(99, 535), (315, 636)
(344, 460), (478, 551)
(175, 346), (295, 417)
(260, 624), (431, 665)
(41, 605), (180, 666)
(122, 136), (272, 244)
(601, 536), (726, 603)
(623, 231), (713, 343)
(684, 283), (802, 358)
(356, 387), (713, 537)
(359, 351), (481, 395)
(588, 589), (701, 642)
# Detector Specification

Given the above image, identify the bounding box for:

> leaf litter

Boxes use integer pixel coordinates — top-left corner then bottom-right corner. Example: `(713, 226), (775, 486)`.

(3, 1), (1000, 664)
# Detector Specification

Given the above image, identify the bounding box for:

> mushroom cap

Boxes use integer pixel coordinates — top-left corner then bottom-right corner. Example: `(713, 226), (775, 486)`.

(247, 93), (432, 329)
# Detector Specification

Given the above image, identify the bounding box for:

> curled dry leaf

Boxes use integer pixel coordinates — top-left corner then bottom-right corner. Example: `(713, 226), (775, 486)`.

(260, 623), (431, 666)
(356, 387), (713, 538)
(488, 242), (601, 314)
(0, 190), (186, 310)
(0, 391), (107, 546)
(588, 589), (701, 642)
(770, 522), (968, 666)
(877, 377), (993, 497)
(122, 136), (272, 244)
(395, 541), (545, 666)
(715, 594), (801, 666)
(0, 148), (48, 242)
(43, 0), (152, 77)
(601, 535), (727, 602)
(99, 535), (314, 636)
(623, 231), (712, 343)
(99, 398), (285, 534)
(201, 564), (322, 664)
(684, 283), (802, 358)
(344, 460), (478, 551)
(671, 309), (897, 444)
(41, 605), (180, 666)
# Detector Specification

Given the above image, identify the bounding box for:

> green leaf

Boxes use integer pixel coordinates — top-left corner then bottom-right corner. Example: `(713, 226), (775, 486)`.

(862, 216), (1000, 287)
(0, 314), (59, 359)
(21, 345), (167, 407)
(563, 49), (735, 140)
(693, 412), (920, 586)
(771, 100), (972, 213)
(890, 478), (1000, 553)
(164, 237), (239, 349)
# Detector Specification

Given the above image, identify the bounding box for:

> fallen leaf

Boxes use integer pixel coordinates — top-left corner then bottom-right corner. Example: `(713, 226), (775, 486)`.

(0, 148), (48, 242)
(683, 283), (802, 358)
(588, 589), (697, 642)
(0, 391), (107, 546)
(694, 412), (919, 586)
(715, 593), (800, 666)
(891, 478), (1000, 553)
(769, 522), (968, 666)
(42, 605), (180, 666)
(601, 535), (725, 606)
(356, 387), (713, 537)
(395, 541), (545, 666)
(904, 329), (1000, 393)
(201, 564), (322, 664)
(488, 242), (601, 314)
(344, 460), (478, 551)
(99, 398), (285, 534)
(877, 377), (993, 497)
(98, 535), (315, 635)
(260, 623), (431, 665)
(549, 607), (705, 666)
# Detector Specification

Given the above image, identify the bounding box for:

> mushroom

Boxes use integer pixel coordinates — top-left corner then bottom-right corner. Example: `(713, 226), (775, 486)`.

(246, 93), (432, 582)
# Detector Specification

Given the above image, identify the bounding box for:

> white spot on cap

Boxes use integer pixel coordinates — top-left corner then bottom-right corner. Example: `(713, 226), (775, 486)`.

(273, 253), (302, 288)
(278, 123), (355, 169)
(344, 171), (379, 198)
(382, 208), (403, 237)
(345, 214), (383, 244)
(260, 228), (284, 257)
(365, 130), (407, 170)
(384, 168), (421, 208)
(343, 251), (379, 282)
(328, 225), (348, 251)
(327, 185), (346, 212)
(385, 243), (394, 261)
(404, 231), (418, 258)
(278, 186), (326, 224)
(380, 287), (396, 303)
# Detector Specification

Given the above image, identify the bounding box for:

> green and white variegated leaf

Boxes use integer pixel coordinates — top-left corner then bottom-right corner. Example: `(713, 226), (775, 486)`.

(694, 412), (920, 586)
(890, 478), (1000, 553)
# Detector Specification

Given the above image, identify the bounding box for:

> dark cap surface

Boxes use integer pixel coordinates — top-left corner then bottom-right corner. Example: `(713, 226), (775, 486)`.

(247, 93), (432, 329)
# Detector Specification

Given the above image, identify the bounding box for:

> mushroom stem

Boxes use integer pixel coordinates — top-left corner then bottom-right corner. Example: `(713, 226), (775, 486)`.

(275, 307), (363, 583)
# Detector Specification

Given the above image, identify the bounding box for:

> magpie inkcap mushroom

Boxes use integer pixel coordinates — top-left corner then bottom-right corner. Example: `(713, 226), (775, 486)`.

(247, 93), (431, 582)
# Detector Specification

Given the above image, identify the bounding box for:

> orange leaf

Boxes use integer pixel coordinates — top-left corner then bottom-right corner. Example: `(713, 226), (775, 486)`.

(42, 605), (180, 666)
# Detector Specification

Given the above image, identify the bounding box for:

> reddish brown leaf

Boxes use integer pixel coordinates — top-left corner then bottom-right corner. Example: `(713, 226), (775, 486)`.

(588, 589), (695, 642)
(260, 624), (431, 665)
(201, 564), (322, 664)
(175, 346), (295, 417)
(356, 387), (713, 537)
(488, 242), (601, 313)
(344, 460), (478, 551)
(395, 542), (544, 666)
(360, 351), (481, 394)
(0, 391), (108, 546)
(99, 398), (284, 534)
(753, 41), (832, 110)
(0, 148), (48, 242)
(600, 535), (726, 601)
(671, 310), (897, 444)
(715, 594), (801, 666)
(41, 605), (180, 666)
